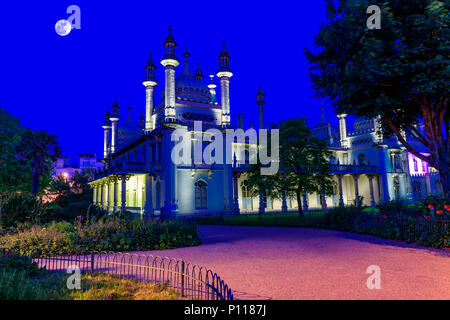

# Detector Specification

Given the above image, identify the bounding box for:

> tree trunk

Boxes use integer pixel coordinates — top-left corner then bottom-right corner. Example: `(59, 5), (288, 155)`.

(296, 190), (304, 218)
(438, 166), (450, 196)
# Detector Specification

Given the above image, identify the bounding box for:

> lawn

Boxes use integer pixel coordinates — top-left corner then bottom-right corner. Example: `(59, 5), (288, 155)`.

(197, 211), (328, 228)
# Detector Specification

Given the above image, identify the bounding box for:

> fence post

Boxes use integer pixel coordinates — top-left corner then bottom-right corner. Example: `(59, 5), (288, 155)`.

(91, 253), (95, 273)
(181, 260), (185, 297)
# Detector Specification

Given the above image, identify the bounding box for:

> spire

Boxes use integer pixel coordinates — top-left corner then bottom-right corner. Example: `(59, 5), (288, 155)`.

(256, 86), (265, 129)
(103, 105), (111, 126)
(111, 97), (120, 118)
(208, 73), (217, 104)
(144, 51), (157, 83)
(139, 111), (145, 128)
(180, 48), (192, 77)
(162, 26), (178, 62)
(195, 62), (204, 81)
(127, 104), (133, 121)
(218, 40), (231, 73)
(256, 85), (265, 105)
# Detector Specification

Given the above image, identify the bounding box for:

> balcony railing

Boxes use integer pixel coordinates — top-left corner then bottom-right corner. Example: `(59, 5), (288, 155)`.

(330, 164), (377, 174)
(93, 162), (147, 180)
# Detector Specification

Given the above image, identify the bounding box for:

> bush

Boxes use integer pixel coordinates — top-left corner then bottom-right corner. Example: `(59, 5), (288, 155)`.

(0, 219), (201, 256)
(0, 192), (46, 228)
(0, 254), (41, 277)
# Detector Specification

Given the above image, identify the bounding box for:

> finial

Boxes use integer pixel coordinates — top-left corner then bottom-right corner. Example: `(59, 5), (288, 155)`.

(168, 26), (172, 34)
(223, 40), (226, 49)
(210, 73), (214, 82)
(182, 48), (190, 63)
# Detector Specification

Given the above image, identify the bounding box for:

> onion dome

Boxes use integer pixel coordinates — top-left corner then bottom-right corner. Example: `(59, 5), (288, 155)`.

(103, 105), (111, 126)
(162, 26), (178, 62)
(144, 52), (157, 83)
(256, 85), (265, 105)
(118, 105), (141, 145)
(218, 41), (231, 73)
(111, 97), (120, 119)
(175, 48), (211, 104)
(194, 62), (204, 81)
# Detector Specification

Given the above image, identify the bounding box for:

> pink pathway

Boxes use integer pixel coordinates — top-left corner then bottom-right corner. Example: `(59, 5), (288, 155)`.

(134, 225), (450, 300)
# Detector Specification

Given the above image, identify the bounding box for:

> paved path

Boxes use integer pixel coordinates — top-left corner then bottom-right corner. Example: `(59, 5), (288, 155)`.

(135, 225), (450, 300)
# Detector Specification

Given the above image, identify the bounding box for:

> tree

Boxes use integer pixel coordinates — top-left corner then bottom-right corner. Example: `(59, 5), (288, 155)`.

(0, 109), (30, 192)
(247, 118), (334, 217)
(16, 130), (62, 195)
(49, 175), (71, 204)
(305, 0), (449, 193)
(71, 169), (94, 195)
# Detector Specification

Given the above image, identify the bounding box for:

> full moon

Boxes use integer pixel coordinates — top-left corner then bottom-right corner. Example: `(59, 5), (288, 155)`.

(55, 20), (72, 36)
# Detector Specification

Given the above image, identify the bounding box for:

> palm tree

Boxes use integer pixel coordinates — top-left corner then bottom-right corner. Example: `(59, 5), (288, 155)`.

(17, 130), (62, 195)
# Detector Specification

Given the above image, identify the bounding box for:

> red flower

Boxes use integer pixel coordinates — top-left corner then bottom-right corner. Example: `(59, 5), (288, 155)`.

(427, 205), (433, 209)
(383, 215), (387, 219)
(426, 216), (431, 220)
(436, 211), (443, 215)
(445, 205), (450, 211)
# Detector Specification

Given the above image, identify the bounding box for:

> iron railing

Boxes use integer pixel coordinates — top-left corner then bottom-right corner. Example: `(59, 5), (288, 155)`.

(0, 249), (234, 300)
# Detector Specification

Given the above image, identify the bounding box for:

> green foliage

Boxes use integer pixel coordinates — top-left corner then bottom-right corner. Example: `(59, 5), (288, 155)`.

(247, 118), (334, 216)
(0, 109), (31, 192)
(305, 0), (450, 193)
(0, 219), (201, 257)
(16, 130), (62, 195)
(0, 254), (41, 277)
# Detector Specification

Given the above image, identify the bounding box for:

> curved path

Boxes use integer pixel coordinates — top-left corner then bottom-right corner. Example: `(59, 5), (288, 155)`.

(135, 225), (450, 300)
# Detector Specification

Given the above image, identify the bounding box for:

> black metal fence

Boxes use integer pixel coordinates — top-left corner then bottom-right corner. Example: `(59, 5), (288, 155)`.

(0, 248), (234, 300)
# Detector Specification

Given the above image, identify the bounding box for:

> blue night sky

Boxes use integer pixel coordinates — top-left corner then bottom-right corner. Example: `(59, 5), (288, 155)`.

(0, 1), (347, 162)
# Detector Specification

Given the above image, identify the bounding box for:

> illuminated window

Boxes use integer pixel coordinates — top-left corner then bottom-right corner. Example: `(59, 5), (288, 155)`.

(241, 180), (252, 210)
(413, 159), (418, 171)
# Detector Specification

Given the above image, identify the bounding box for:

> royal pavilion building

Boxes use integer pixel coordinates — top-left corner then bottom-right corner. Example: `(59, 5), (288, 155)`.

(89, 28), (440, 217)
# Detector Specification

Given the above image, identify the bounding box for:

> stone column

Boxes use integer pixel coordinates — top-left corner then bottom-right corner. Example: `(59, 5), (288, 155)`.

(233, 173), (240, 215)
(113, 179), (118, 213)
(121, 176), (127, 211)
(93, 185), (97, 205)
(368, 175), (376, 207)
(337, 175), (344, 206)
(282, 190), (288, 213)
(321, 192), (328, 210)
(144, 83), (157, 131)
(353, 174), (360, 206)
(144, 174), (153, 215)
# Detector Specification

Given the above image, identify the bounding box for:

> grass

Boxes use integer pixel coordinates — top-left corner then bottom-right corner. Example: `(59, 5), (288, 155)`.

(0, 269), (186, 300)
(71, 273), (186, 300)
(197, 211), (328, 228)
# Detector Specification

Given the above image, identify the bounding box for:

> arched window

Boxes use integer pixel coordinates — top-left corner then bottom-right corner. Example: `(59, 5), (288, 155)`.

(358, 153), (367, 166)
(241, 180), (252, 210)
(195, 180), (207, 209)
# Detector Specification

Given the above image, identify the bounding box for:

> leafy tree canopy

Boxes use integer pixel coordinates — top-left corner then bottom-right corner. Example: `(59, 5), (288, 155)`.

(305, 0), (449, 193)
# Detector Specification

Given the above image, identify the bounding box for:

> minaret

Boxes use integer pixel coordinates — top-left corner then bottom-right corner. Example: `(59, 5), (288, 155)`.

(194, 62), (204, 81)
(110, 97), (120, 153)
(102, 106), (112, 158)
(217, 41), (233, 126)
(139, 111), (145, 129)
(338, 113), (348, 148)
(256, 86), (265, 130)
(208, 73), (217, 104)
(143, 52), (157, 132)
(237, 114), (244, 129)
(161, 26), (179, 122)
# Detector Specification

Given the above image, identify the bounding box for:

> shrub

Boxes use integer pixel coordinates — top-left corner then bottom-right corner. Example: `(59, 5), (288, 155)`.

(0, 254), (41, 277)
(0, 192), (46, 228)
(0, 219), (201, 256)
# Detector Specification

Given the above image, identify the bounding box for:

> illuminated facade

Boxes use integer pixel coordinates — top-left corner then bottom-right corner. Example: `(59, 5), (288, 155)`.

(89, 28), (440, 217)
